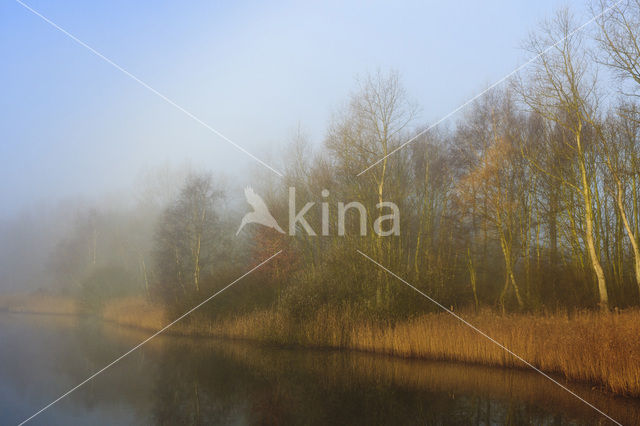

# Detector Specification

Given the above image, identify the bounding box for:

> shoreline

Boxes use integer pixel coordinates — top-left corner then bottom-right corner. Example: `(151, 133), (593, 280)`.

(2, 307), (634, 402)
(5, 310), (640, 426)
(101, 306), (640, 400)
(3, 294), (640, 399)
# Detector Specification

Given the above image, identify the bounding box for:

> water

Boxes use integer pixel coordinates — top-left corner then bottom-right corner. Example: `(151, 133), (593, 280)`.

(1, 313), (638, 425)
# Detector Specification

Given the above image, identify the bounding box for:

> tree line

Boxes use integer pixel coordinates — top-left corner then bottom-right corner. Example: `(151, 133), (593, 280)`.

(44, 2), (640, 319)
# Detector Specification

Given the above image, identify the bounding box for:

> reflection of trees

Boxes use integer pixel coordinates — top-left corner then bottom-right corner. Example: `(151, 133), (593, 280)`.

(44, 320), (640, 425)
(146, 337), (640, 425)
(150, 340), (292, 425)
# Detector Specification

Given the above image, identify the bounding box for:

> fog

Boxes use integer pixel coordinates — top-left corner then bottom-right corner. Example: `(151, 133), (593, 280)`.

(0, 1), (565, 209)
(0, 0), (599, 295)
(4, 3), (640, 424)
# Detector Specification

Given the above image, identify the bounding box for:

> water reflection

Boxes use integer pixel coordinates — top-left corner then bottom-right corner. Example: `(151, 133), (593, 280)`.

(1, 313), (638, 425)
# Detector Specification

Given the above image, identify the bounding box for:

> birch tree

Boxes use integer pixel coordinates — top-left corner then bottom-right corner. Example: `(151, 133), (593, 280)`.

(520, 9), (610, 309)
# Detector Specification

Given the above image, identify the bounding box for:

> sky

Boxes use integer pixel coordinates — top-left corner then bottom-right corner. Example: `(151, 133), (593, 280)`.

(0, 0), (581, 217)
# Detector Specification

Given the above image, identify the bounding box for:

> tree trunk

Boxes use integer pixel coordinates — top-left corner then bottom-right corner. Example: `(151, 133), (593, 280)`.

(616, 180), (640, 294)
(578, 131), (608, 309)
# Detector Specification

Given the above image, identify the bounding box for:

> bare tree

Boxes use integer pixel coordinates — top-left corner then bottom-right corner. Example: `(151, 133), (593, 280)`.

(594, 0), (640, 95)
(520, 9), (610, 309)
(594, 0), (640, 292)
(154, 173), (224, 301)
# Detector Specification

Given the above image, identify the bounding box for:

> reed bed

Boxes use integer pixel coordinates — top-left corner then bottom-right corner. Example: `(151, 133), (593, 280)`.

(6, 294), (640, 397)
(102, 298), (640, 396)
(349, 310), (640, 397)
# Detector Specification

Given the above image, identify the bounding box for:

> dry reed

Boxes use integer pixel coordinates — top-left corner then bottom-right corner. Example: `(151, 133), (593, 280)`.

(5, 294), (640, 397)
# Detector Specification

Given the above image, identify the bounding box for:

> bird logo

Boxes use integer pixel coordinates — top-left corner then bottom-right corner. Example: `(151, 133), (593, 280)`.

(236, 187), (285, 235)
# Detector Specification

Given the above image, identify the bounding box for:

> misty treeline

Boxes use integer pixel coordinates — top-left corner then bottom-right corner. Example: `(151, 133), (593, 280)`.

(254, 4), (640, 316)
(12, 3), (640, 318)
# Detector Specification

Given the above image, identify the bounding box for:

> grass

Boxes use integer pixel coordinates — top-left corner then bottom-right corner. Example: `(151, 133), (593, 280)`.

(4, 293), (640, 397)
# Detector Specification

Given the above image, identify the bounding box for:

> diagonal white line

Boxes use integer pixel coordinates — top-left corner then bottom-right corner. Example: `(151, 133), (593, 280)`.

(14, 0), (284, 177)
(356, 249), (622, 426)
(17, 250), (282, 426)
(357, 0), (625, 177)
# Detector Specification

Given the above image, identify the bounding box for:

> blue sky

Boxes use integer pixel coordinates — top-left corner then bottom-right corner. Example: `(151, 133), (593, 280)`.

(0, 0), (577, 216)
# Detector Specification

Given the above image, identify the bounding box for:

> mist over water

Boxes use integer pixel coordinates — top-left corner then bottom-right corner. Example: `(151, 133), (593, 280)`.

(3, 1), (640, 424)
